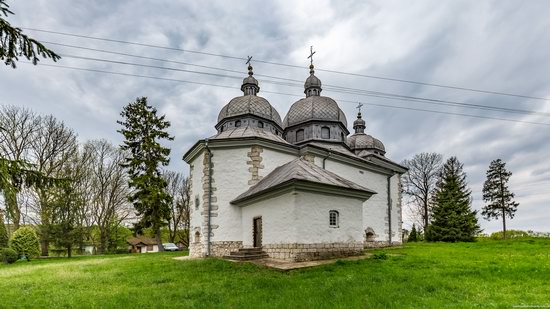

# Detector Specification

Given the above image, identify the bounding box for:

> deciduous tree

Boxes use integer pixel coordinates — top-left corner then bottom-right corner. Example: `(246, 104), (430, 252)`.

(401, 153), (442, 234)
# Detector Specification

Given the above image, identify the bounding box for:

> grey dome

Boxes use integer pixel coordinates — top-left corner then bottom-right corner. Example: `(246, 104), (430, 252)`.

(282, 96), (348, 129)
(217, 95), (282, 127)
(348, 133), (385, 153)
(304, 74), (321, 89)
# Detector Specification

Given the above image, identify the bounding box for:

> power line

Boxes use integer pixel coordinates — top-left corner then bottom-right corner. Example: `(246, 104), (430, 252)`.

(23, 27), (550, 102)
(58, 53), (550, 118)
(22, 61), (550, 127)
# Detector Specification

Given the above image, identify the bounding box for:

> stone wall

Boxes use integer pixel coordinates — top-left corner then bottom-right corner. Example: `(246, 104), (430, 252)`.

(247, 146), (264, 186)
(201, 152), (218, 238)
(263, 242), (364, 262)
(210, 241), (243, 257)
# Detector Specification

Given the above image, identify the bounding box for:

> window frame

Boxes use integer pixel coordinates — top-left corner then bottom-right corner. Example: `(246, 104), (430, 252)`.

(329, 210), (339, 228)
(235, 120), (242, 127)
(296, 129), (305, 142)
(321, 126), (330, 139)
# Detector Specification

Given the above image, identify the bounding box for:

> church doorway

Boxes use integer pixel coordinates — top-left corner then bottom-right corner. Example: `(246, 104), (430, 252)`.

(253, 217), (263, 248)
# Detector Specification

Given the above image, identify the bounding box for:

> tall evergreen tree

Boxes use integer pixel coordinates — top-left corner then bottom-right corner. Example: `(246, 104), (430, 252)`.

(0, 0), (60, 67)
(427, 157), (480, 242)
(117, 97), (173, 251)
(482, 159), (519, 240)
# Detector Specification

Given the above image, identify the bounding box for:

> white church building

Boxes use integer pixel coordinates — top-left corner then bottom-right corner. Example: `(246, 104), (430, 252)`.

(184, 61), (406, 262)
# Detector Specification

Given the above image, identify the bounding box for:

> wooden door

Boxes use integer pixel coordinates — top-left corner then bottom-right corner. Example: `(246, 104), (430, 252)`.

(253, 217), (262, 248)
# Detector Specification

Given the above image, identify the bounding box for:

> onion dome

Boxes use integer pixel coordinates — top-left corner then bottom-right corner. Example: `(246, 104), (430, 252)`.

(282, 65), (347, 130)
(348, 112), (385, 156)
(216, 65), (282, 130)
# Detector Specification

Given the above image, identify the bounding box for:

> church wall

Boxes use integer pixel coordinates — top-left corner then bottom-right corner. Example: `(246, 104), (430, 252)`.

(210, 147), (250, 242)
(320, 159), (395, 244)
(241, 191), (297, 246)
(294, 191), (364, 243)
(188, 153), (206, 257)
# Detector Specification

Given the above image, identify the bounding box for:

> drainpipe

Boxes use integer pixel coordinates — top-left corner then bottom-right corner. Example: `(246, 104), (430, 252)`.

(387, 173), (393, 245)
(322, 148), (332, 169)
(205, 139), (213, 257)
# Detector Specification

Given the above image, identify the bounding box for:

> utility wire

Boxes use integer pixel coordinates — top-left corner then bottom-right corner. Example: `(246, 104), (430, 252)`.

(58, 53), (550, 118)
(22, 61), (550, 127)
(24, 27), (549, 102)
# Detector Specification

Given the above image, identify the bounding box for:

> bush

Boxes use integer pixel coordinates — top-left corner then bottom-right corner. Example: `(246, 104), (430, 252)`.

(0, 213), (8, 248)
(9, 227), (40, 261)
(1, 248), (19, 264)
(490, 230), (529, 240)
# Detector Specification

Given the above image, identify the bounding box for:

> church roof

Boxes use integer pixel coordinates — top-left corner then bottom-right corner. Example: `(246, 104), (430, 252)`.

(231, 157), (376, 205)
(217, 95), (283, 127)
(210, 125), (290, 144)
(282, 96), (348, 129)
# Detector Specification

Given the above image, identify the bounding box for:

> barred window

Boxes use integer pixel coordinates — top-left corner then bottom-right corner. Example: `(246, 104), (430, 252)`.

(329, 210), (339, 228)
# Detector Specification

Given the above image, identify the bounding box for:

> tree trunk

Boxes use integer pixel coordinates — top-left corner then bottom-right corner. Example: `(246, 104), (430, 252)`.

(41, 239), (49, 256)
(67, 244), (72, 258)
(156, 227), (164, 252)
(5, 192), (20, 229)
(502, 208), (507, 240)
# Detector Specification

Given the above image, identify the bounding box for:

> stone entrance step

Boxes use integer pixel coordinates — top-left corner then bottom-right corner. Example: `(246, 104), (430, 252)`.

(223, 247), (268, 261)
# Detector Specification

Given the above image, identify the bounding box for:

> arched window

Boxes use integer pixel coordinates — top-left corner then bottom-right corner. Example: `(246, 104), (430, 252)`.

(365, 228), (376, 242)
(235, 120), (241, 127)
(258, 121), (264, 128)
(296, 129), (305, 142)
(329, 210), (339, 228)
(195, 196), (200, 211)
(194, 231), (201, 243)
(321, 127), (330, 139)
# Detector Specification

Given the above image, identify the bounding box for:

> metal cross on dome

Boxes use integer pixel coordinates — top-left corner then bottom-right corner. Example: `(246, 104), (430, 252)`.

(246, 56), (252, 65)
(307, 46), (316, 65)
(356, 102), (364, 113)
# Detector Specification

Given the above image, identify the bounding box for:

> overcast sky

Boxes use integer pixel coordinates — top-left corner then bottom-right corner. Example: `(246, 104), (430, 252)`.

(2, 0), (549, 233)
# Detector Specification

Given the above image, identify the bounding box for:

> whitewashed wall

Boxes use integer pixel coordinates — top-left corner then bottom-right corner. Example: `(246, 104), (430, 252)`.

(188, 155), (204, 243)
(294, 191), (364, 243)
(320, 158), (396, 242)
(241, 191), (296, 246)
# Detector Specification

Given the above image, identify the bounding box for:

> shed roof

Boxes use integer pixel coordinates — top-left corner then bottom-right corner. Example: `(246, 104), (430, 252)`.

(127, 236), (158, 246)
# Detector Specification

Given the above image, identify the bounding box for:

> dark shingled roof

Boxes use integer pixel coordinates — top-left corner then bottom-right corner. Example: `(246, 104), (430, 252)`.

(127, 236), (158, 246)
(231, 157), (376, 204)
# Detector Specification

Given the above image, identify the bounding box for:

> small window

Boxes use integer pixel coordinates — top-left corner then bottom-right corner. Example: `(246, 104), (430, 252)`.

(195, 196), (200, 211)
(194, 231), (201, 243)
(258, 121), (264, 128)
(296, 129), (304, 142)
(220, 126), (224, 132)
(321, 127), (330, 139)
(147, 245), (153, 251)
(329, 210), (339, 228)
(235, 120), (241, 127)
(341, 132), (345, 142)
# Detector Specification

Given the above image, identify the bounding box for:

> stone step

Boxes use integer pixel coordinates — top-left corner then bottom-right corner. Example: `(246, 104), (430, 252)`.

(223, 253), (269, 261)
(237, 247), (263, 253)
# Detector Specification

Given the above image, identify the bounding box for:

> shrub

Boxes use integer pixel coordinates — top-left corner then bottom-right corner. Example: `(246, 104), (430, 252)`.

(9, 227), (40, 261)
(490, 230), (529, 240)
(0, 213), (8, 248)
(1, 248), (19, 264)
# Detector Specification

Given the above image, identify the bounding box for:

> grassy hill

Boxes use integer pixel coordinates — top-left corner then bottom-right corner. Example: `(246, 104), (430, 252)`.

(1, 238), (549, 308)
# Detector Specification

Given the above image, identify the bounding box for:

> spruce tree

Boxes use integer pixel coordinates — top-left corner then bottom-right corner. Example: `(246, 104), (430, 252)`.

(117, 97), (173, 251)
(482, 159), (519, 240)
(0, 212), (8, 248)
(408, 224), (418, 242)
(427, 157), (480, 242)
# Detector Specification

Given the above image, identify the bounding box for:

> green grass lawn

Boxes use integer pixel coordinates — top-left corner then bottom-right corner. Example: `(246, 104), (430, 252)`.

(1, 238), (549, 308)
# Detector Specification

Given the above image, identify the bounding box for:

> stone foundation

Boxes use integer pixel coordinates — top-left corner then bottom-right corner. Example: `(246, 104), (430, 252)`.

(189, 242), (205, 258)
(210, 241), (243, 257)
(263, 242), (364, 262)
(364, 241), (402, 248)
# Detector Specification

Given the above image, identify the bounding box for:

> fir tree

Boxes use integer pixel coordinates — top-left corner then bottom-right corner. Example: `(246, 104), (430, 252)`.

(427, 157), (480, 242)
(117, 97), (173, 251)
(408, 224), (418, 242)
(0, 211), (8, 248)
(482, 159), (519, 240)
(0, 0), (60, 68)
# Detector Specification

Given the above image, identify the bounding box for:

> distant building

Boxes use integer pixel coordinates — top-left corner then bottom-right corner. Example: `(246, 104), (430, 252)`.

(184, 62), (406, 262)
(127, 236), (159, 253)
